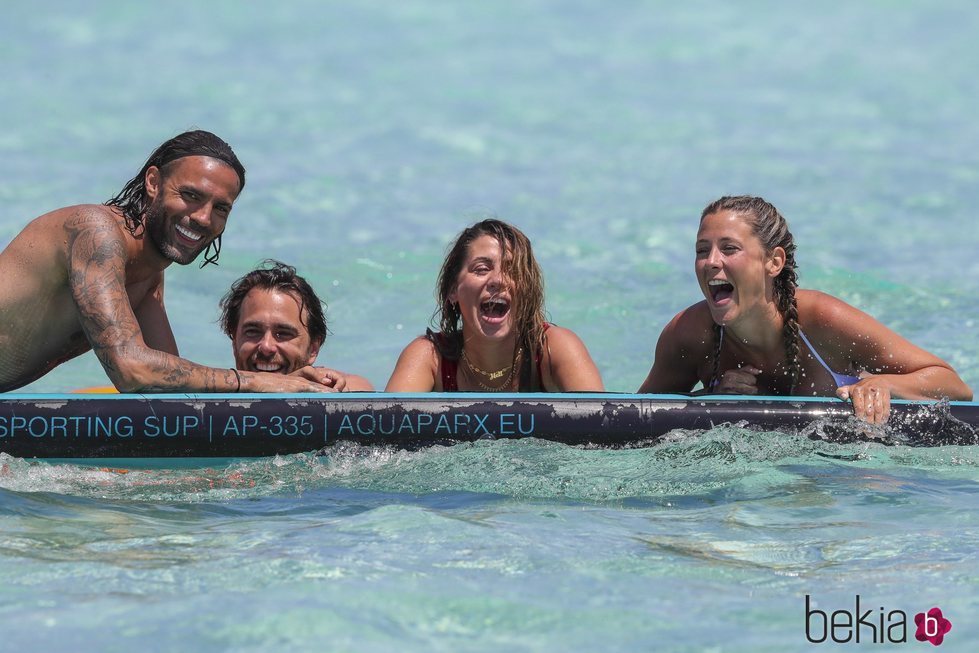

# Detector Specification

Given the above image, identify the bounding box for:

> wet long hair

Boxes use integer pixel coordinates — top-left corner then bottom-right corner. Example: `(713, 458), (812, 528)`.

(219, 260), (327, 346)
(428, 219), (546, 388)
(105, 130), (246, 267)
(701, 196), (800, 392)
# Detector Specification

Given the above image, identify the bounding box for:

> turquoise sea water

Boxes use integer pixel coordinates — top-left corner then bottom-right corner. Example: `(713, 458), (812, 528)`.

(2, 1), (978, 650)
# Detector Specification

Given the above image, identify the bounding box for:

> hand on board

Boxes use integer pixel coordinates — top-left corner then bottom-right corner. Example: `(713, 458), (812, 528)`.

(292, 366), (347, 392)
(714, 366), (762, 395)
(837, 374), (891, 424)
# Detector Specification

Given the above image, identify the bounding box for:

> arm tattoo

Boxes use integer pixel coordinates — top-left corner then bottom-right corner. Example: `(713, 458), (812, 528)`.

(64, 211), (232, 392)
(66, 212), (142, 352)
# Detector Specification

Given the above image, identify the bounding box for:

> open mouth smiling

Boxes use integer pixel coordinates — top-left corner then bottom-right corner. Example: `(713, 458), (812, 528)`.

(480, 297), (510, 320)
(175, 224), (204, 243)
(252, 360), (285, 373)
(708, 279), (734, 303)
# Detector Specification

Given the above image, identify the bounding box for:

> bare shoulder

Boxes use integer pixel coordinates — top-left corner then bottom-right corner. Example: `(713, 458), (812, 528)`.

(3, 205), (121, 260)
(21, 203), (116, 226)
(796, 288), (922, 362)
(660, 301), (716, 355)
(541, 324), (603, 391)
(1, 206), (129, 295)
(60, 205), (131, 261)
(57, 203), (120, 222)
(60, 204), (127, 239)
(12, 203), (122, 237)
(796, 289), (854, 323)
(541, 324), (587, 350)
(794, 290), (968, 397)
(401, 335), (439, 360)
(540, 324), (596, 365)
(385, 335), (440, 392)
(638, 302), (714, 391)
(796, 289), (879, 337)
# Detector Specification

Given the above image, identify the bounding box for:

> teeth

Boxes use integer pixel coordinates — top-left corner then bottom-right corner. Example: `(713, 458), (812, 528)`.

(175, 225), (203, 242)
(255, 362), (282, 372)
(485, 298), (508, 305)
(708, 279), (729, 286)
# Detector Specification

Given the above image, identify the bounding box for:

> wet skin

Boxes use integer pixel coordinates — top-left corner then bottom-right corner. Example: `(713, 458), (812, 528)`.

(639, 210), (972, 423)
(0, 156), (333, 393)
(448, 234), (519, 369)
(232, 288), (320, 375)
(386, 233), (603, 393)
(229, 286), (374, 391)
(695, 210), (784, 331)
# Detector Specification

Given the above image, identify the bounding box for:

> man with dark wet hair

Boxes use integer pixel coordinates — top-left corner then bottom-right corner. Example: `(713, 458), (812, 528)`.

(0, 130), (335, 393)
(220, 260), (372, 390)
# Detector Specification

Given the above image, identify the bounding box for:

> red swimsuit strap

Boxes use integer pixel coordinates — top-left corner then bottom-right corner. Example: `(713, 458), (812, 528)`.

(438, 323), (551, 393)
(441, 353), (459, 392)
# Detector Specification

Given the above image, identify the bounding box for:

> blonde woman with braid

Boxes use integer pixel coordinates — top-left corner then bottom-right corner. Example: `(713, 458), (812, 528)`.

(638, 196), (971, 423)
(386, 219), (603, 392)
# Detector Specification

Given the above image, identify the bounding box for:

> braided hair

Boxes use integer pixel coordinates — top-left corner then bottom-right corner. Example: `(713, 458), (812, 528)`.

(104, 130), (245, 267)
(701, 196), (800, 392)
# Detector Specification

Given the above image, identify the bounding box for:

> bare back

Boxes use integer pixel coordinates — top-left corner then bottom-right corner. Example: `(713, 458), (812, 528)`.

(2, 144), (344, 394)
(0, 205), (161, 390)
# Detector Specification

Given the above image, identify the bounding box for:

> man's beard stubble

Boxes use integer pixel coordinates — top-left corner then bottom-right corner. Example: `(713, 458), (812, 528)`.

(144, 196), (208, 266)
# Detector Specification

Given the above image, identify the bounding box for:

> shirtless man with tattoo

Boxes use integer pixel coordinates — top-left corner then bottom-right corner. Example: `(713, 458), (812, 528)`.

(0, 130), (335, 393)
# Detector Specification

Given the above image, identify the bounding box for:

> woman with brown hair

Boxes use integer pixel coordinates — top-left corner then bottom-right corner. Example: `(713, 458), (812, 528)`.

(386, 219), (603, 392)
(638, 195), (972, 422)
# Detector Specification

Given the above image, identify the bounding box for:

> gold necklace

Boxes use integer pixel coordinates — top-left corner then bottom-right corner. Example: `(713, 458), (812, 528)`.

(461, 348), (520, 380)
(461, 348), (522, 391)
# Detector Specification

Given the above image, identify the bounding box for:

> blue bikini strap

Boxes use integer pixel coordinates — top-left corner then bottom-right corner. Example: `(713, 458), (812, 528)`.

(798, 329), (860, 388)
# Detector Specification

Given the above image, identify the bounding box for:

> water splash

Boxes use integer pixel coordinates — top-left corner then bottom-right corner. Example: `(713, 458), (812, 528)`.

(3, 420), (978, 505)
